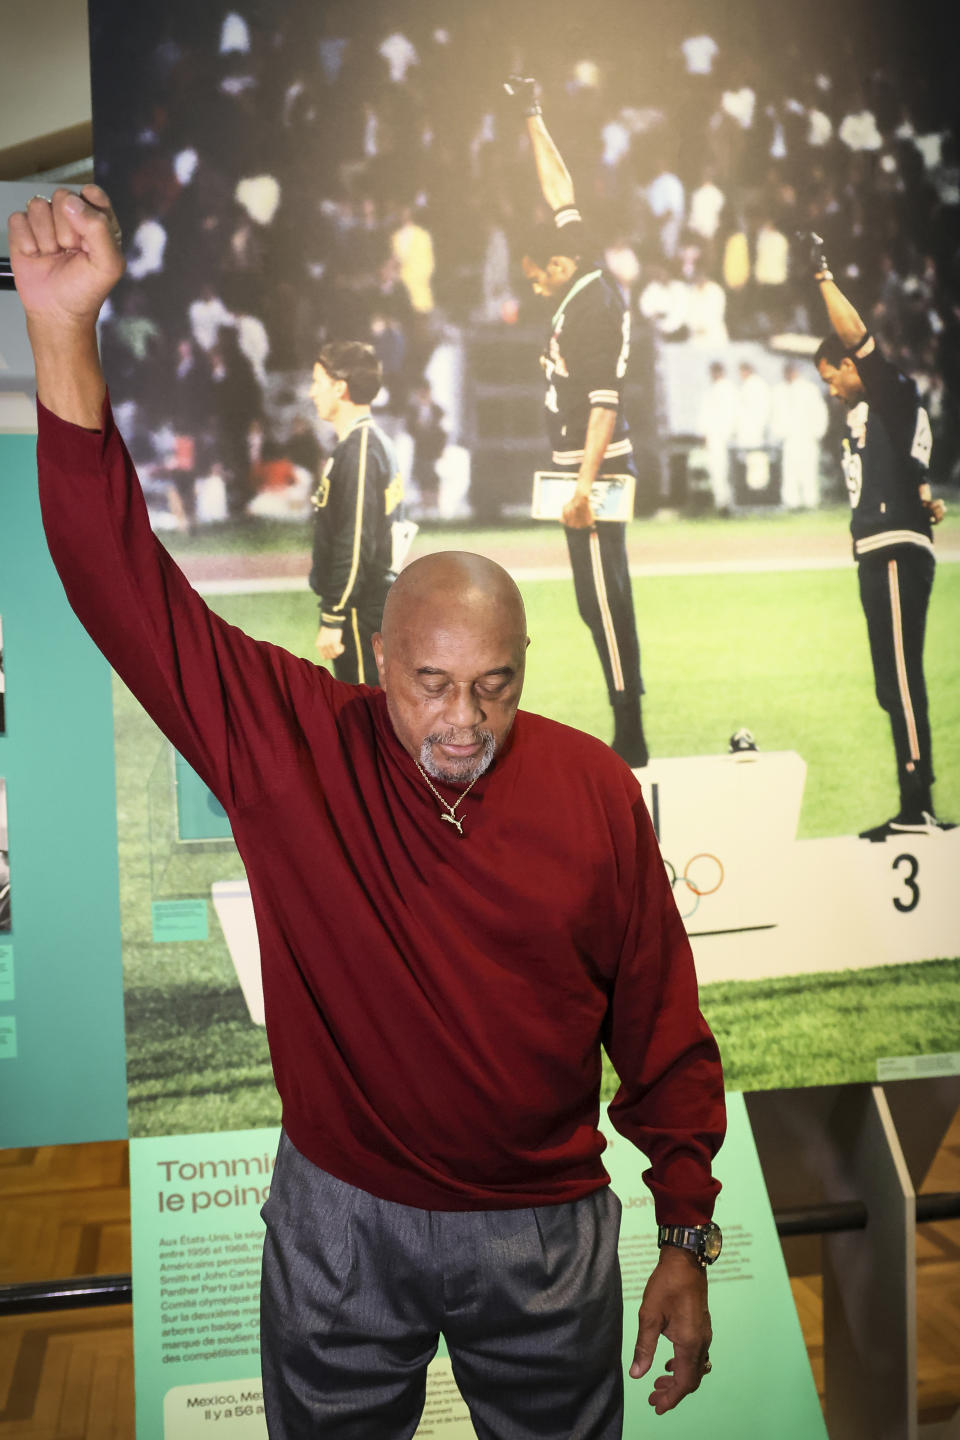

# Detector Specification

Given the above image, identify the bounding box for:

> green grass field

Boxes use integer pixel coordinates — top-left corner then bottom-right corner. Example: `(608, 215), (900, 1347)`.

(115, 538), (960, 1135)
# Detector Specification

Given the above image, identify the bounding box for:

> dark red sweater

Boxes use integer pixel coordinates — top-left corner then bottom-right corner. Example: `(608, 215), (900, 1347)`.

(37, 398), (725, 1222)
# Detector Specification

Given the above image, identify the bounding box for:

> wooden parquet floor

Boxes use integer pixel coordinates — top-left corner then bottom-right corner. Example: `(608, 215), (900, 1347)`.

(0, 1146), (130, 1288)
(0, 1306), (133, 1438)
(0, 1144), (133, 1438)
(1, 1119), (958, 1437)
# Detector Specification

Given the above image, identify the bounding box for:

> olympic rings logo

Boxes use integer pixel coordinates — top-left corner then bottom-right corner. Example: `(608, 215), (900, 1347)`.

(663, 853), (725, 920)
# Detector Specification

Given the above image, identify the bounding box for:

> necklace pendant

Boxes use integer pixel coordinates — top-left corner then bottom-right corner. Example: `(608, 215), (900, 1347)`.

(441, 813), (464, 835)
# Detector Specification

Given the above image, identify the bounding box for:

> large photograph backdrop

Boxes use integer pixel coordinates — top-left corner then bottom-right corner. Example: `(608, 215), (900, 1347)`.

(88, 0), (960, 1137)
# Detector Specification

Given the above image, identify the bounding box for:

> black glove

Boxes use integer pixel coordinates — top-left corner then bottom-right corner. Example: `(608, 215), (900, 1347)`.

(504, 75), (541, 117)
(798, 230), (832, 280)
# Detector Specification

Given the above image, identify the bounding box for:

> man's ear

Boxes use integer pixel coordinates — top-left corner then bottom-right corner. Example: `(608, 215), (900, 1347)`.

(372, 632), (386, 682)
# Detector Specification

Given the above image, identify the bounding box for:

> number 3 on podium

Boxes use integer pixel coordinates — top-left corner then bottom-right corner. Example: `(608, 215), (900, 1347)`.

(892, 853), (920, 913)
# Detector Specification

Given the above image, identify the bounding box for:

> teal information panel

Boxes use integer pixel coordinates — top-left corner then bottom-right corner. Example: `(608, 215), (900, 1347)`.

(129, 1096), (826, 1438)
(0, 433), (127, 1145)
(130, 1127), (277, 1437)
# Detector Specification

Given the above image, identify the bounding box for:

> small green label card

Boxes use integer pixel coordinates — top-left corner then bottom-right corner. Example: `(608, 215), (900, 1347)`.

(0, 944), (13, 1002)
(0, 1014), (18, 1060)
(152, 900), (209, 943)
(878, 1051), (960, 1082)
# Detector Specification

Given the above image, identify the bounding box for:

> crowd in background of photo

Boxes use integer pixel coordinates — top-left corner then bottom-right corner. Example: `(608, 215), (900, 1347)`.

(88, 0), (960, 524)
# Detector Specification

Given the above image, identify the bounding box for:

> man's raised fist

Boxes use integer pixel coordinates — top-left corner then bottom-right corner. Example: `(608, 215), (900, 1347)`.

(504, 76), (541, 117)
(799, 230), (832, 280)
(7, 186), (124, 329)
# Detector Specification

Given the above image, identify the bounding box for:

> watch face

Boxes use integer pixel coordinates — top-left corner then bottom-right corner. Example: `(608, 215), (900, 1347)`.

(702, 1223), (722, 1263)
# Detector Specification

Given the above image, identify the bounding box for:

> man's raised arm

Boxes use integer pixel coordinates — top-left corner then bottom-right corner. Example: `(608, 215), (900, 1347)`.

(504, 76), (577, 215)
(808, 230), (944, 523)
(8, 186), (123, 427)
(806, 231), (874, 358)
(7, 186), (319, 810)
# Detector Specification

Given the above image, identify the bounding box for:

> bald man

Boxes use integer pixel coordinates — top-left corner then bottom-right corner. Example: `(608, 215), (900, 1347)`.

(11, 188), (724, 1440)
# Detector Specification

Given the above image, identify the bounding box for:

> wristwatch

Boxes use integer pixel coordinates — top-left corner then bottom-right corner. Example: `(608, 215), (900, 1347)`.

(657, 1221), (722, 1268)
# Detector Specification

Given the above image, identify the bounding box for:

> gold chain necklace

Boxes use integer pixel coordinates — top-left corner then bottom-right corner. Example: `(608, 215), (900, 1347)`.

(414, 761), (480, 836)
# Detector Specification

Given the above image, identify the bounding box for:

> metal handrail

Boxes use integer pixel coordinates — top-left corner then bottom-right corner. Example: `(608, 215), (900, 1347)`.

(1, 1192), (957, 1315)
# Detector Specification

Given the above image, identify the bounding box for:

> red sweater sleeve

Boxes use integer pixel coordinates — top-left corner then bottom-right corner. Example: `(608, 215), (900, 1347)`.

(604, 789), (726, 1224)
(36, 395), (318, 809)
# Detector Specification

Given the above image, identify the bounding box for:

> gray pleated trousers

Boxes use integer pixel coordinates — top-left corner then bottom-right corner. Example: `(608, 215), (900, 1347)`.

(260, 1131), (624, 1439)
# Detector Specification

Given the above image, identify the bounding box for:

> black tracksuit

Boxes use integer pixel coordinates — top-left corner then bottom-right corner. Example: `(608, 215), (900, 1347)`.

(541, 209), (642, 707)
(843, 346), (937, 816)
(310, 417), (402, 685)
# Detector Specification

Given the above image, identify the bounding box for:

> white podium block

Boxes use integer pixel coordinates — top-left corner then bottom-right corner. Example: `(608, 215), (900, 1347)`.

(684, 813), (960, 985)
(635, 752), (806, 939)
(211, 879), (265, 1026)
(776, 830), (960, 976)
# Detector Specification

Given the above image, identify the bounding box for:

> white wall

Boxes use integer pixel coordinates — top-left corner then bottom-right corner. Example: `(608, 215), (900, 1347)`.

(0, 182), (60, 428)
(0, 1), (91, 164)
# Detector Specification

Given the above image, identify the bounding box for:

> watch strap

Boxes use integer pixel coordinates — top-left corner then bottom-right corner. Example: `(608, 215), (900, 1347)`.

(657, 1222), (721, 1267)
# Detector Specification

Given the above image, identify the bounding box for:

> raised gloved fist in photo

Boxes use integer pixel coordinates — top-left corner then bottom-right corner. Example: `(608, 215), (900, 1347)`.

(799, 230), (832, 280)
(503, 75), (541, 117)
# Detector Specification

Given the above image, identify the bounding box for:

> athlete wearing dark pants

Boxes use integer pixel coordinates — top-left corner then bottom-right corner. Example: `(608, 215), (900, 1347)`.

(328, 597), (385, 687)
(559, 468), (643, 706)
(812, 233), (952, 839)
(309, 341), (402, 686)
(507, 75), (648, 767)
(858, 546), (935, 820)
